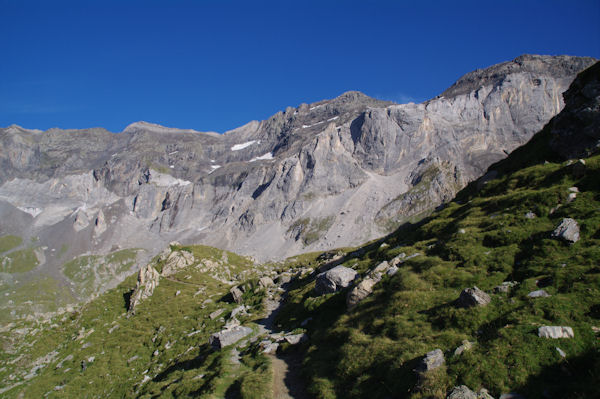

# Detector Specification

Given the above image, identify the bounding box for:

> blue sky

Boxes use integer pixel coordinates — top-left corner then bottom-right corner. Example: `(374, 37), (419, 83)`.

(1, 0), (599, 133)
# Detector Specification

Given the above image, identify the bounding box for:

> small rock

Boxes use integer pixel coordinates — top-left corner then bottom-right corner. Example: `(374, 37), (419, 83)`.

(380, 243), (389, 249)
(283, 333), (307, 345)
(386, 266), (399, 276)
(230, 286), (244, 304)
(458, 228), (466, 234)
(153, 350), (159, 357)
(538, 326), (574, 339)
(478, 388), (495, 399)
(556, 347), (566, 358)
(259, 340), (279, 354)
(458, 287), (491, 307)
(551, 218), (580, 243)
(568, 187), (579, 193)
(209, 309), (224, 320)
(527, 289), (550, 298)
(453, 340), (473, 356)
(524, 211), (537, 219)
(567, 192), (577, 203)
(175, 290), (181, 296)
(314, 266), (358, 295)
(494, 281), (518, 293)
(417, 349), (445, 373)
(447, 385), (477, 399)
(389, 253), (406, 267)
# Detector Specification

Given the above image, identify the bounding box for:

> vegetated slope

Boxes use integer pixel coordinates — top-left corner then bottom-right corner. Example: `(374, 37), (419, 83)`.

(271, 62), (600, 398)
(0, 244), (278, 398)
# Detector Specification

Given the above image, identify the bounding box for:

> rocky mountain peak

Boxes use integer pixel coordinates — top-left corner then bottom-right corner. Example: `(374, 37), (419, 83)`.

(441, 54), (597, 99)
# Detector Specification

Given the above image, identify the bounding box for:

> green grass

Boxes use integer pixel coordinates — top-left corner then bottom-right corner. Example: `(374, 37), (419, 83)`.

(62, 249), (141, 299)
(0, 235), (22, 253)
(0, 244), (272, 398)
(273, 151), (600, 398)
(0, 248), (39, 273)
(288, 216), (336, 246)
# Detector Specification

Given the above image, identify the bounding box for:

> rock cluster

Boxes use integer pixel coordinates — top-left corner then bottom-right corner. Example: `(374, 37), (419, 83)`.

(128, 265), (160, 314)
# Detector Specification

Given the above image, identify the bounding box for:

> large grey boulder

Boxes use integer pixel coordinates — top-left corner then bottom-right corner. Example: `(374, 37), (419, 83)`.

(417, 349), (445, 373)
(538, 326), (574, 339)
(209, 326), (253, 349)
(315, 266), (357, 295)
(458, 287), (491, 307)
(551, 218), (580, 243)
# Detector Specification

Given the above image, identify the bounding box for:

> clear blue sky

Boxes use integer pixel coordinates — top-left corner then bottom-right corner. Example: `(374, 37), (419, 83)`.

(1, 0), (599, 133)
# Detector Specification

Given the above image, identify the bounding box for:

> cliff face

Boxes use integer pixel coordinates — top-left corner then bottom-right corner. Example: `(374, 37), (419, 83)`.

(0, 55), (595, 278)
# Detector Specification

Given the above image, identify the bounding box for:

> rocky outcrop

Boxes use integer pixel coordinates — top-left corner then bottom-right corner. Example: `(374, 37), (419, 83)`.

(551, 218), (580, 243)
(161, 250), (195, 277)
(128, 265), (160, 314)
(346, 277), (379, 309)
(315, 266), (358, 295)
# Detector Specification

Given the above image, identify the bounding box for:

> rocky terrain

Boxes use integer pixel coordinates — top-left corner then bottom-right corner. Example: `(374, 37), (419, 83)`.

(0, 55), (596, 321)
(0, 60), (598, 398)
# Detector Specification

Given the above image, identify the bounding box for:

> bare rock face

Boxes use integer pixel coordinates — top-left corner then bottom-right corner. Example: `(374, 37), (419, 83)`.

(550, 61), (600, 159)
(315, 266), (358, 295)
(128, 265), (160, 313)
(458, 287), (491, 307)
(551, 218), (580, 243)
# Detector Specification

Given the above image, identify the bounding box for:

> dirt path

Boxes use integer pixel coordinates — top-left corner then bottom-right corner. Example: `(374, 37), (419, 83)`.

(259, 291), (310, 399)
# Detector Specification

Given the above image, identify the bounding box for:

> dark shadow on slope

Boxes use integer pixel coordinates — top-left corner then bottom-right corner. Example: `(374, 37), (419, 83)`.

(514, 350), (600, 399)
(123, 289), (133, 311)
(153, 344), (212, 382)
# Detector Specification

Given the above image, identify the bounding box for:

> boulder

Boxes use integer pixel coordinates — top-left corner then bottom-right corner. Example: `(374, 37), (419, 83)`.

(527, 289), (550, 298)
(538, 326), (574, 339)
(230, 286), (244, 304)
(346, 277), (378, 309)
(417, 349), (445, 373)
(314, 266), (357, 295)
(458, 287), (491, 307)
(276, 273), (292, 285)
(209, 326), (253, 349)
(259, 340), (279, 354)
(551, 218), (580, 243)
(258, 276), (274, 289)
(386, 266), (399, 276)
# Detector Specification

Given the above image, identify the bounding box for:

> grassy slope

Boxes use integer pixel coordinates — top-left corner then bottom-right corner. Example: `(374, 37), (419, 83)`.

(275, 139), (600, 398)
(0, 245), (273, 398)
